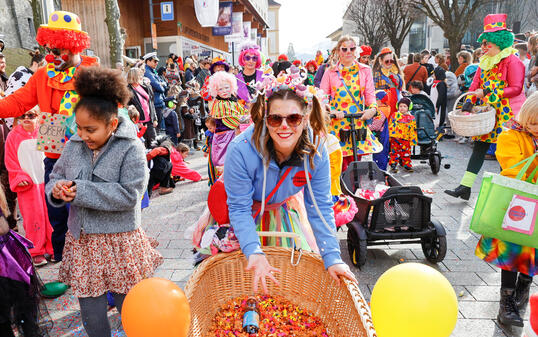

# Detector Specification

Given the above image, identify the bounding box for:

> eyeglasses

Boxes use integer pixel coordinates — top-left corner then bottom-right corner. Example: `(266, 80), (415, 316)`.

(244, 55), (258, 62)
(266, 114), (304, 128)
(384, 59), (394, 65)
(45, 47), (61, 55)
(340, 47), (356, 53)
(21, 113), (37, 120)
(481, 41), (489, 47)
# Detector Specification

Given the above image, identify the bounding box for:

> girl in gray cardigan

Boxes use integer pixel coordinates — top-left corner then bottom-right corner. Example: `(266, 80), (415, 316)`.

(45, 67), (162, 337)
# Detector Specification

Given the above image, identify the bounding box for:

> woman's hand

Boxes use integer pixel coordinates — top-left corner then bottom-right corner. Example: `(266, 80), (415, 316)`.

(327, 263), (358, 285)
(245, 254), (281, 293)
(153, 121), (158, 128)
(361, 108), (377, 120)
(333, 110), (345, 119)
(474, 89), (485, 99)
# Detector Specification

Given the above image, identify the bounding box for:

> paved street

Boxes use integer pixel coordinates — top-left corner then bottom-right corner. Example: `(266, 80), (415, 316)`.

(37, 138), (532, 337)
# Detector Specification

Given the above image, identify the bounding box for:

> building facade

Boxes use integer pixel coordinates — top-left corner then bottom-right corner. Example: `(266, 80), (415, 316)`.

(0, 0), (37, 50)
(266, 0), (281, 61)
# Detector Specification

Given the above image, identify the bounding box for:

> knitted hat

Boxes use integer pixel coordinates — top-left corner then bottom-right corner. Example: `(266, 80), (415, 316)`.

(36, 11), (90, 54)
(379, 47), (392, 56)
(360, 45), (372, 57)
(398, 97), (411, 108)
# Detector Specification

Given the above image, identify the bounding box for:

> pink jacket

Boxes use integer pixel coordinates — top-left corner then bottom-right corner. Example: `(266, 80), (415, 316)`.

(469, 54), (526, 115)
(320, 62), (377, 108)
(170, 148), (202, 182)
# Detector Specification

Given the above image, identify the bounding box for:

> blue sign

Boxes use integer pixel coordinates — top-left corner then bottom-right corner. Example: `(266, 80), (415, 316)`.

(161, 2), (174, 21)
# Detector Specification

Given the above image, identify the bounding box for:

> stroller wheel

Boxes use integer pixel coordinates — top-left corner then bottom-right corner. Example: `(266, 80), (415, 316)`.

(429, 153), (441, 175)
(347, 226), (367, 267)
(421, 234), (447, 263)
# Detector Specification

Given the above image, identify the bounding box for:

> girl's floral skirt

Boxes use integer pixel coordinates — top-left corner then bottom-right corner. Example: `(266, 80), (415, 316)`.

(59, 228), (163, 298)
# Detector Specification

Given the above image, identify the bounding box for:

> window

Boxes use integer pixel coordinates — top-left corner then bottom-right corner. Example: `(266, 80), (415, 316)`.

(268, 31), (277, 54)
(268, 11), (276, 30)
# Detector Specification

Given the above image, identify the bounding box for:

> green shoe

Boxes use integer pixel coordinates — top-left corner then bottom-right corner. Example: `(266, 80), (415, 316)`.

(41, 281), (68, 298)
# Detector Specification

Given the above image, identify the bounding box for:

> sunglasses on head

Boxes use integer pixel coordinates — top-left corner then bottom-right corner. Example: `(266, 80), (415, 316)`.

(45, 47), (61, 56)
(244, 55), (258, 62)
(341, 46), (356, 53)
(21, 113), (37, 120)
(266, 114), (304, 128)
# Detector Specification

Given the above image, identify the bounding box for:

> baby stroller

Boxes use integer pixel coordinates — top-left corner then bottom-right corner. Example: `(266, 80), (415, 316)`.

(338, 113), (447, 268)
(408, 93), (442, 174)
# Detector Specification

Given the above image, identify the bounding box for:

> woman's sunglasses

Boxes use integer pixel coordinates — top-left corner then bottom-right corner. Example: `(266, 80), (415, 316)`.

(266, 114), (304, 128)
(21, 113), (37, 120)
(481, 41), (489, 47)
(384, 59), (394, 65)
(244, 55), (258, 62)
(340, 47), (356, 53)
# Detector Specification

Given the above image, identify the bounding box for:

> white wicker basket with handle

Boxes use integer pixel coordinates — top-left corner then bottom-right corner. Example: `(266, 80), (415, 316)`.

(447, 92), (496, 137)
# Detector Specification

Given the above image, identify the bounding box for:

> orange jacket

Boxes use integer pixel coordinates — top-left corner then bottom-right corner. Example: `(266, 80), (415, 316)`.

(0, 56), (98, 158)
(496, 129), (538, 182)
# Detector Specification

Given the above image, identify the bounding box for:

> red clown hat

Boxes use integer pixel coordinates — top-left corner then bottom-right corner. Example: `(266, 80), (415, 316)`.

(36, 10), (90, 54)
(483, 13), (508, 33)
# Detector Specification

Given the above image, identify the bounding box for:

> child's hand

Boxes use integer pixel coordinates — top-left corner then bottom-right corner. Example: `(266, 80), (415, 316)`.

(52, 180), (77, 202)
(177, 133), (181, 138)
(17, 181), (30, 187)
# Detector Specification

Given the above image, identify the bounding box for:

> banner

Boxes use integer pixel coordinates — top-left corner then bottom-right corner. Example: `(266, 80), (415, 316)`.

(194, 0), (218, 27)
(243, 21), (251, 39)
(231, 12), (243, 35)
(212, 2), (233, 36)
(250, 28), (257, 43)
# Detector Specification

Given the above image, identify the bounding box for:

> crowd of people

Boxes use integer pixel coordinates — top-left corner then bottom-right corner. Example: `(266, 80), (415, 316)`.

(0, 8), (537, 337)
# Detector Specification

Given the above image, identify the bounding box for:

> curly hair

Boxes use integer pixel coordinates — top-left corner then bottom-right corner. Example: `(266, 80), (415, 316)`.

(206, 71), (238, 98)
(36, 27), (90, 54)
(477, 30), (514, 50)
(74, 66), (131, 122)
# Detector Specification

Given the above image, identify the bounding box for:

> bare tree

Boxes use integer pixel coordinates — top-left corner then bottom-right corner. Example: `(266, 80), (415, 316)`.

(104, 0), (124, 66)
(345, 0), (387, 55)
(380, 0), (418, 57)
(409, 0), (490, 71)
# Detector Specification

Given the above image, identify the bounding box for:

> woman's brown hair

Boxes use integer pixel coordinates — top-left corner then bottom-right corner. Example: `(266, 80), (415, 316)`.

(250, 90), (327, 169)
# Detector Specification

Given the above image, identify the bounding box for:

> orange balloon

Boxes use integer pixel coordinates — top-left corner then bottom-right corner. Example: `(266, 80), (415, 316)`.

(122, 278), (190, 337)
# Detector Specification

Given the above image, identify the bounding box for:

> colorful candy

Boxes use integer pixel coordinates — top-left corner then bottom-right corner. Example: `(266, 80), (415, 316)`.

(209, 295), (330, 337)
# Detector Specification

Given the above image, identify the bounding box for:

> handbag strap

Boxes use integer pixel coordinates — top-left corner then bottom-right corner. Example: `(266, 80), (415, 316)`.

(336, 69), (364, 111)
(408, 65), (422, 84)
(252, 167), (293, 219)
(511, 153), (538, 181)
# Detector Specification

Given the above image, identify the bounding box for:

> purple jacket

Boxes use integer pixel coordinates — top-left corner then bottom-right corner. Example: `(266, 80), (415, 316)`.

(236, 70), (263, 103)
(0, 230), (34, 285)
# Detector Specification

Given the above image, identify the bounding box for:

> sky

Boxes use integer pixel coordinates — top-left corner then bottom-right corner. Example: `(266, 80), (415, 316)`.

(277, 0), (351, 55)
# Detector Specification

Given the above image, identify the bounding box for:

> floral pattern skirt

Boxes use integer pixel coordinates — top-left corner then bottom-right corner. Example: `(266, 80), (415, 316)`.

(59, 228), (163, 298)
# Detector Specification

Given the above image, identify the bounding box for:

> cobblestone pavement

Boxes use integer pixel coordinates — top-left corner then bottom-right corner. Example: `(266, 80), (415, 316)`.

(36, 138), (531, 336)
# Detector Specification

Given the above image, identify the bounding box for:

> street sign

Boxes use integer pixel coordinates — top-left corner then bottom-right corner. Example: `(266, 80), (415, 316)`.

(161, 2), (174, 21)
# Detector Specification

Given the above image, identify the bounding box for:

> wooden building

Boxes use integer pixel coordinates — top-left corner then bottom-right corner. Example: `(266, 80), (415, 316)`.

(61, 0), (269, 67)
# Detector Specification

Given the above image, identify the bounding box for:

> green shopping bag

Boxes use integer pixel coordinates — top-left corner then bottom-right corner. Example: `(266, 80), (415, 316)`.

(470, 153), (538, 248)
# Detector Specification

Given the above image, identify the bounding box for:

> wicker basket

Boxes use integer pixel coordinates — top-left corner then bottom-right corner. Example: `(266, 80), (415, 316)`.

(184, 246), (377, 337)
(448, 93), (496, 137)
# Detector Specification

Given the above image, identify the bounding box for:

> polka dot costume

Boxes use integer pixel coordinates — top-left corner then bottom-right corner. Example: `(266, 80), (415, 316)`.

(46, 63), (80, 138)
(466, 65), (514, 143)
(328, 64), (382, 157)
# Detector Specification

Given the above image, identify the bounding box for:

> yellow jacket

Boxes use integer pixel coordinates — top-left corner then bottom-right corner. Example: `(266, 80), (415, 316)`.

(496, 129), (537, 182)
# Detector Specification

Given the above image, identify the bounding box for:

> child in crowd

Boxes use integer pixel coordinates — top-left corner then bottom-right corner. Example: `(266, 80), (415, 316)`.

(4, 107), (53, 266)
(206, 71), (248, 168)
(407, 80), (428, 96)
(146, 135), (175, 196)
(430, 67), (448, 131)
(171, 143), (205, 182)
(45, 67), (162, 337)
(128, 105), (147, 141)
(389, 97), (417, 172)
(203, 117), (217, 185)
(162, 97), (181, 145)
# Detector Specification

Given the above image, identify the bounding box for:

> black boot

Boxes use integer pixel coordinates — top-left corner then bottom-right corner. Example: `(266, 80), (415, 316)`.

(515, 274), (533, 311)
(498, 288), (524, 327)
(444, 185), (471, 200)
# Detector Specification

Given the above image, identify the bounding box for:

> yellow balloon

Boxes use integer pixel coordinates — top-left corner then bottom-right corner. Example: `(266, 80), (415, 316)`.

(370, 263), (458, 337)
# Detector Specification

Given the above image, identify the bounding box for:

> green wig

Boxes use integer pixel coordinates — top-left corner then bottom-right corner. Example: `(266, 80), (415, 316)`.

(477, 30), (514, 50)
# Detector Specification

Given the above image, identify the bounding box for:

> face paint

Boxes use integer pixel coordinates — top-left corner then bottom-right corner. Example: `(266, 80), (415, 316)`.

(217, 82), (232, 99)
(45, 49), (70, 70)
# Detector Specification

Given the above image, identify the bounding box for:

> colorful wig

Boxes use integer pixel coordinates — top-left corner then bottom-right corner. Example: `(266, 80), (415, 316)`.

(305, 60), (318, 71)
(292, 60), (302, 67)
(207, 71), (238, 98)
(238, 42), (261, 68)
(477, 30), (514, 50)
(36, 27), (90, 54)
(278, 54), (289, 61)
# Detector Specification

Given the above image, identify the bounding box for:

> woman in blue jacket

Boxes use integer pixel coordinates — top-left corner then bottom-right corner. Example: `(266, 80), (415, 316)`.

(223, 82), (357, 293)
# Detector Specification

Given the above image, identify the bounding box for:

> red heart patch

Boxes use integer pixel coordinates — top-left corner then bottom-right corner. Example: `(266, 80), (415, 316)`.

(292, 171), (312, 187)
